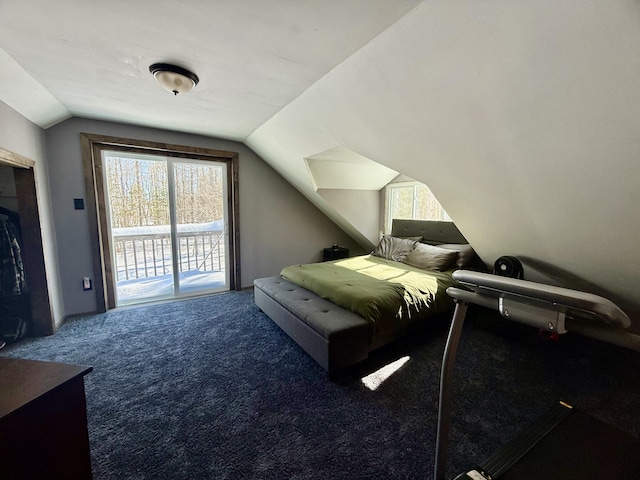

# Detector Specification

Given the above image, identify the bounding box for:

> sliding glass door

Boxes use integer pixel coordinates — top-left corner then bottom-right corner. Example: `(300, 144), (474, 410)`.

(103, 151), (229, 306)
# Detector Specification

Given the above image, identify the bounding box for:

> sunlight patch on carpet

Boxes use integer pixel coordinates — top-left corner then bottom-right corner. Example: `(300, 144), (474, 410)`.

(361, 356), (410, 391)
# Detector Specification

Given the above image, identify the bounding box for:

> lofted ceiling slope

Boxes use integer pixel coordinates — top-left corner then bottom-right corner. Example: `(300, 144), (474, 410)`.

(2, 1), (640, 328)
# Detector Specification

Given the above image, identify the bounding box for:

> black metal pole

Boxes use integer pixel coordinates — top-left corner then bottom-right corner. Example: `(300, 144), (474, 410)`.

(434, 300), (469, 480)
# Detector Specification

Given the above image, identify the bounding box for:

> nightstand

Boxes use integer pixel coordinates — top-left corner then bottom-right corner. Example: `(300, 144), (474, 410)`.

(323, 245), (349, 261)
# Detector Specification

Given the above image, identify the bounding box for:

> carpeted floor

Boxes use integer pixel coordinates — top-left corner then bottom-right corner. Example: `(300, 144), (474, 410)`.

(2, 289), (640, 479)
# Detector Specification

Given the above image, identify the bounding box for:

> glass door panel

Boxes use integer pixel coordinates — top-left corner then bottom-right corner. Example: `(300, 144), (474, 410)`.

(103, 152), (175, 305)
(171, 160), (229, 295)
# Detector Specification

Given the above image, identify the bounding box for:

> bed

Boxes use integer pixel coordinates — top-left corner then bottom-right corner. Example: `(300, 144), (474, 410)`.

(253, 220), (483, 375)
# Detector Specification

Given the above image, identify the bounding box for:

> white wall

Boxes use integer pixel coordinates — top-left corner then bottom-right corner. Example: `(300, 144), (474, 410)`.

(43, 117), (364, 316)
(0, 100), (65, 326)
(248, 0), (640, 329)
(317, 188), (380, 242)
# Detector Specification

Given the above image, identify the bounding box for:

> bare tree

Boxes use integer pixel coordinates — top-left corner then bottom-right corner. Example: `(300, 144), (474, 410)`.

(105, 156), (224, 228)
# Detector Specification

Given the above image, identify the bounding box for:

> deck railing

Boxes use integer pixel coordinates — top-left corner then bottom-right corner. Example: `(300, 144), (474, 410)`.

(112, 225), (224, 282)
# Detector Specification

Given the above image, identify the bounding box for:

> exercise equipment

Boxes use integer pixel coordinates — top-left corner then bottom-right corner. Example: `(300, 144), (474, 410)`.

(434, 270), (637, 480)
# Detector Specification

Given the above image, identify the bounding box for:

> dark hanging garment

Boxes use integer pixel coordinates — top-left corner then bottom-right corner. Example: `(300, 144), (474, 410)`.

(0, 213), (30, 344)
(0, 215), (27, 297)
(0, 206), (22, 239)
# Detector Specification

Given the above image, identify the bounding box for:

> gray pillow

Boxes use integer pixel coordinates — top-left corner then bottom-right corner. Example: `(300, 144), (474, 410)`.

(403, 243), (458, 271)
(437, 243), (476, 268)
(372, 235), (417, 262)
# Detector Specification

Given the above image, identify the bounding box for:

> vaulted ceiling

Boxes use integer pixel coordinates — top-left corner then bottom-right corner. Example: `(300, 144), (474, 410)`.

(0, 0), (420, 138)
(2, 0), (640, 327)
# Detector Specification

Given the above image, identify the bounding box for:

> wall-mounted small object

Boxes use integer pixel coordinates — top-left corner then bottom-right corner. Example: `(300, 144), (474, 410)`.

(74, 198), (85, 210)
(83, 277), (92, 291)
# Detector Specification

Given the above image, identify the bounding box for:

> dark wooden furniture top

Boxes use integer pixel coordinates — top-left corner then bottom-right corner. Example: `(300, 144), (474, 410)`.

(0, 357), (92, 418)
(0, 357), (94, 479)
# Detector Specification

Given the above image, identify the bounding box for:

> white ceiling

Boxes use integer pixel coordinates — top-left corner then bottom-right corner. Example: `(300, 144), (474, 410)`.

(0, 0), (421, 140)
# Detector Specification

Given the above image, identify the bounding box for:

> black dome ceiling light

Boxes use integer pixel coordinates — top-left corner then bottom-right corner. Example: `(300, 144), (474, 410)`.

(149, 63), (199, 95)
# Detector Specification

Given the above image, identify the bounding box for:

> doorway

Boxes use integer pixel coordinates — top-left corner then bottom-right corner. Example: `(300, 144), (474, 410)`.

(0, 148), (54, 336)
(102, 151), (230, 305)
(81, 134), (240, 311)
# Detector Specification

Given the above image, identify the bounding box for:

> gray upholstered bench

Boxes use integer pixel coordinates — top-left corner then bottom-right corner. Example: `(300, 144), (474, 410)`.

(253, 276), (371, 375)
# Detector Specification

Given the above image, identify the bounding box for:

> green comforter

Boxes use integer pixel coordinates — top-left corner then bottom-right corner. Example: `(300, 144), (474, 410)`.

(281, 255), (456, 335)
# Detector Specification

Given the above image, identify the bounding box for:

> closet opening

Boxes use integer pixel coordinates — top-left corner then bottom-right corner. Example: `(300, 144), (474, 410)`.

(0, 148), (54, 346)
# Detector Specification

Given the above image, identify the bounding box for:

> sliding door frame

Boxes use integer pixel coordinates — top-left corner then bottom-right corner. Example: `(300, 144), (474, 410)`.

(80, 133), (240, 311)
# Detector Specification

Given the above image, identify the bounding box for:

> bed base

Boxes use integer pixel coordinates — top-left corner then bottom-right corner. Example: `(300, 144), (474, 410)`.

(254, 276), (425, 375)
(254, 277), (371, 375)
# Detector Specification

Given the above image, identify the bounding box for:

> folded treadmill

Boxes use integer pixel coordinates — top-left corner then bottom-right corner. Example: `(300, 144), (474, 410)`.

(435, 270), (640, 480)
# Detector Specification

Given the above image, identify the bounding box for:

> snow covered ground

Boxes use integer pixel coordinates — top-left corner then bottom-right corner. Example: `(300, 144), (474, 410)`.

(117, 269), (227, 305)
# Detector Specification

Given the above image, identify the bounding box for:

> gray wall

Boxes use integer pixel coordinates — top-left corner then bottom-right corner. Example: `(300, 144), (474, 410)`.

(44, 117), (363, 316)
(0, 100), (65, 326)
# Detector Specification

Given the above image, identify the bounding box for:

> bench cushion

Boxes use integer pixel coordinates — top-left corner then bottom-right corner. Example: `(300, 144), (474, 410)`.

(254, 276), (369, 340)
(254, 276), (371, 374)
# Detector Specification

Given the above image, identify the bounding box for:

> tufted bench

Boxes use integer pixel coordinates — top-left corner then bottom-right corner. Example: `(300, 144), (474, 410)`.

(253, 276), (371, 375)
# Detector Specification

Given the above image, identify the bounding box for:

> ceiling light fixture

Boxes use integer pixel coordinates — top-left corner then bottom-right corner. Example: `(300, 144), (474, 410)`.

(149, 63), (199, 95)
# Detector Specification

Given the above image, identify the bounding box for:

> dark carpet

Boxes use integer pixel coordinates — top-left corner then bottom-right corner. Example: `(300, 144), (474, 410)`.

(2, 290), (640, 479)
